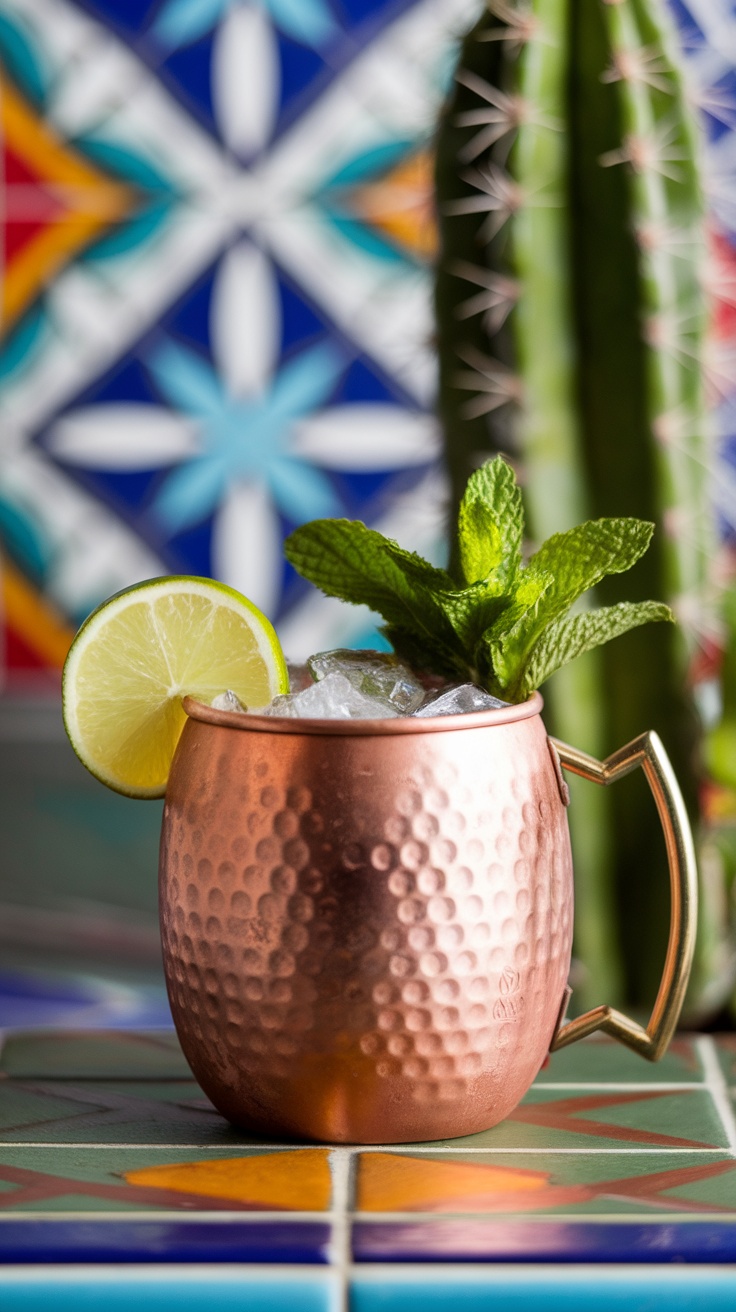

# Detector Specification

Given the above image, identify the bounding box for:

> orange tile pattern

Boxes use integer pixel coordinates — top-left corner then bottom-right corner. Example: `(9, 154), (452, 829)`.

(346, 149), (437, 261)
(2, 82), (134, 334)
(124, 1148), (332, 1211)
(357, 1152), (551, 1213)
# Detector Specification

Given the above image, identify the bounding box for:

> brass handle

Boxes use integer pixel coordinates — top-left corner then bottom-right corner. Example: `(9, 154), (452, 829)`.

(549, 731), (698, 1061)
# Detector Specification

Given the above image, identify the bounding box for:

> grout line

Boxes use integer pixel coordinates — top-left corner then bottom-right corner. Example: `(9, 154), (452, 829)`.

(0, 1263), (337, 1282)
(350, 1210), (736, 1223)
(2, 1207), (736, 1225)
(531, 1082), (705, 1091)
(328, 1148), (352, 1312)
(697, 1035), (736, 1153)
(0, 1143), (310, 1151)
(353, 1145), (725, 1155)
(0, 1143), (727, 1153)
(0, 1210), (331, 1222)
(346, 1261), (736, 1279)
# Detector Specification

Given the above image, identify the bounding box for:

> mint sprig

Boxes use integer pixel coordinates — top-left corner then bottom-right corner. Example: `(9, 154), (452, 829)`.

(284, 456), (673, 702)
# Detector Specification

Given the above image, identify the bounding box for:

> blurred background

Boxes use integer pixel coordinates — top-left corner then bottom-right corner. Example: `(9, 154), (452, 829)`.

(1, 0), (735, 1030)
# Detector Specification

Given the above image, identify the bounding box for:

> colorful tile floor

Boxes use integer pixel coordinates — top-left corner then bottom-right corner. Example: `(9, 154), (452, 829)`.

(2, 1029), (736, 1309)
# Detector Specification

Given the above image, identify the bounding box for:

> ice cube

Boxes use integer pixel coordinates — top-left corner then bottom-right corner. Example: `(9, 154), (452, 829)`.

(286, 660), (313, 693)
(414, 684), (508, 717)
(264, 671), (399, 719)
(210, 689), (247, 713)
(307, 649), (425, 714)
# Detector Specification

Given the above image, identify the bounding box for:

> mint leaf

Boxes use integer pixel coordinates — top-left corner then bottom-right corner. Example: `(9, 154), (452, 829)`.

(284, 463), (669, 705)
(478, 570), (555, 697)
(527, 518), (654, 610)
(516, 600), (674, 699)
(382, 624), (468, 683)
(457, 456), (523, 588)
(284, 518), (460, 651)
(510, 519), (655, 660)
(436, 581), (509, 649)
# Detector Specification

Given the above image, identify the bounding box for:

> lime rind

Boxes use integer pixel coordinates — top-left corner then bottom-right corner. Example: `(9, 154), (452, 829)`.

(62, 575), (288, 799)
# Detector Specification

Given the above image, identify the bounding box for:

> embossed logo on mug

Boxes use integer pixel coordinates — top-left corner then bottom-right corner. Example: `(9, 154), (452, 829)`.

(493, 966), (525, 1021)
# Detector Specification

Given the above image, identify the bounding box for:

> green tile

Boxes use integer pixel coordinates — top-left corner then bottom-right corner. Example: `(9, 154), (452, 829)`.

(0, 1144), (329, 1213)
(7, 1080), (717, 1152)
(0, 1031), (189, 1080)
(714, 1035), (736, 1086)
(356, 1150), (736, 1216)
(409, 1086), (725, 1150)
(0, 1079), (278, 1146)
(536, 1034), (703, 1084)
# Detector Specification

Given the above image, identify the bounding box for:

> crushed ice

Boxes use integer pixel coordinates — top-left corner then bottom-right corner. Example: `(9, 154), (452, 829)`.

(307, 649), (425, 713)
(210, 689), (247, 713)
(210, 651), (509, 719)
(414, 684), (507, 716)
(264, 671), (400, 720)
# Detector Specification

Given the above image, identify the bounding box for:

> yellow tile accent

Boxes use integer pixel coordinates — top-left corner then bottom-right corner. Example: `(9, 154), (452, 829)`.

(357, 1151), (551, 1213)
(124, 1148), (332, 1211)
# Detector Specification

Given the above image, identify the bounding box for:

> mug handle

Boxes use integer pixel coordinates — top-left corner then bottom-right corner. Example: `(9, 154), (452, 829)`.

(548, 731), (698, 1061)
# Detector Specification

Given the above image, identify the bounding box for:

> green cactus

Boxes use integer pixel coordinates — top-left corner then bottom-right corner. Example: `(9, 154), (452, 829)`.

(435, 0), (733, 1013)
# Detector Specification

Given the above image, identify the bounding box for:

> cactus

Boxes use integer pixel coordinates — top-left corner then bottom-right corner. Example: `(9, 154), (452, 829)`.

(435, 0), (734, 1013)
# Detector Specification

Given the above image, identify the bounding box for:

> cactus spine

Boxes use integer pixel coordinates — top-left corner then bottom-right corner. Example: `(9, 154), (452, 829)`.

(435, 0), (727, 1011)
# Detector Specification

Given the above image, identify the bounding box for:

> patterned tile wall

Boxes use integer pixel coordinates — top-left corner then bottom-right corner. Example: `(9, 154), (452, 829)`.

(0, 0), (480, 687)
(1, 0), (735, 689)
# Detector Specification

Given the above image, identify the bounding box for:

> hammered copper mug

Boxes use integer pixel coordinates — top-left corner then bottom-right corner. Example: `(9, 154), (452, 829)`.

(159, 692), (697, 1143)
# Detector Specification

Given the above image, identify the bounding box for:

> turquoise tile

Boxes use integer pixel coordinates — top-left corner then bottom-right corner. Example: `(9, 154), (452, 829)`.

(0, 1269), (339, 1312)
(350, 1269), (736, 1312)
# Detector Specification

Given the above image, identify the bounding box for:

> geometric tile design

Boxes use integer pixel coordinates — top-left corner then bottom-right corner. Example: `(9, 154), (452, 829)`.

(0, 1145), (330, 1214)
(0, 1081), (233, 1146)
(356, 1150), (736, 1215)
(1, 80), (133, 335)
(3, 1025), (736, 1312)
(5, 1081), (281, 1147)
(3, 0), (736, 699)
(501, 1088), (729, 1150)
(357, 1153), (555, 1213)
(0, 0), (476, 685)
(0, 1029), (735, 1265)
(123, 1150), (332, 1211)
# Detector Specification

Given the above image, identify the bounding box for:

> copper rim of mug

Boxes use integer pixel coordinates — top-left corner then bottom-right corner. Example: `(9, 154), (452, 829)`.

(182, 690), (543, 736)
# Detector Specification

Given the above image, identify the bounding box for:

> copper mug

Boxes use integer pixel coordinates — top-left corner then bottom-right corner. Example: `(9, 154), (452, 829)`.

(159, 692), (697, 1143)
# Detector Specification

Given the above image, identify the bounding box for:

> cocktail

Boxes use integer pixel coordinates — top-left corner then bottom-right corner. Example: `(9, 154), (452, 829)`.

(62, 459), (697, 1142)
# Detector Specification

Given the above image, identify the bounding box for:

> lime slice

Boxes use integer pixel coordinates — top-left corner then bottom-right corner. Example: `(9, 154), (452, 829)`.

(62, 576), (288, 798)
